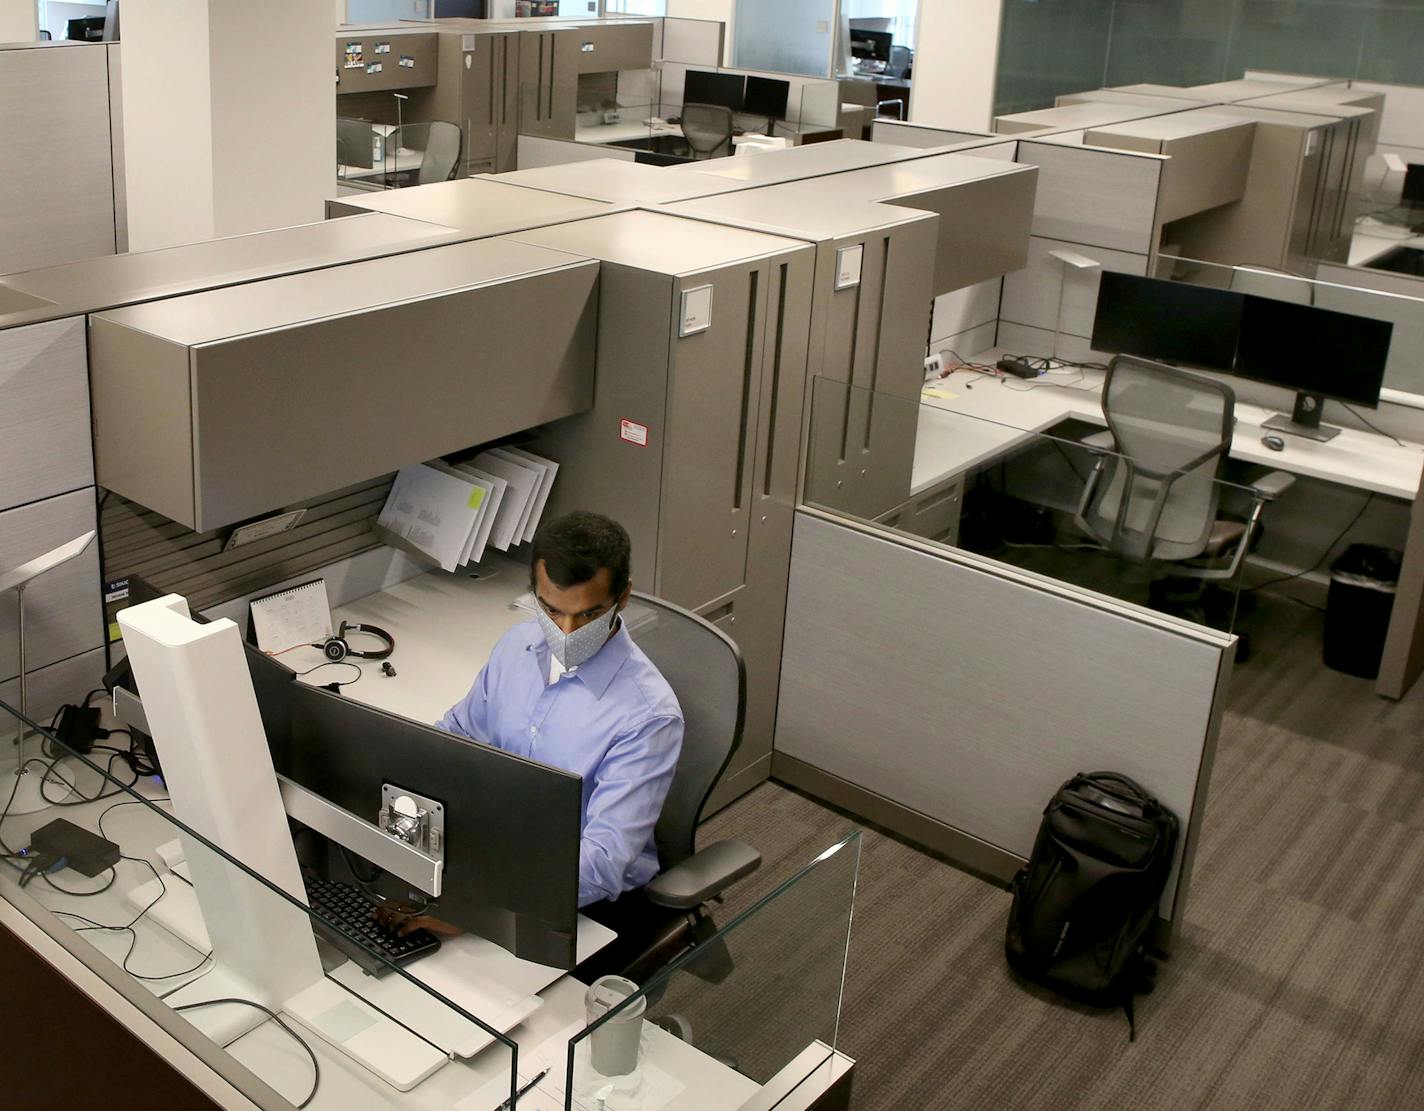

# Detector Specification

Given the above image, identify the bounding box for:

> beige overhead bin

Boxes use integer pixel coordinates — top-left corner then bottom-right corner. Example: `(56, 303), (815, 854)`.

(1083, 111), (1255, 224)
(334, 29), (439, 94)
(88, 239), (598, 531)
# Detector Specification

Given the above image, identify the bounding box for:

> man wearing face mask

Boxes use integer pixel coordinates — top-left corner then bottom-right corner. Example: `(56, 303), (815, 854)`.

(436, 510), (683, 919)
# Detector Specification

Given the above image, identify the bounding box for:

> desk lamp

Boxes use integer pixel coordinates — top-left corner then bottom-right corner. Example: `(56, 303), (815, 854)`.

(2, 530), (96, 814)
(1048, 248), (1102, 361)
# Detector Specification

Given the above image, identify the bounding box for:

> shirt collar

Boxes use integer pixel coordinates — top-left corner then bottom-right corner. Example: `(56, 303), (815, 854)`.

(528, 619), (632, 699)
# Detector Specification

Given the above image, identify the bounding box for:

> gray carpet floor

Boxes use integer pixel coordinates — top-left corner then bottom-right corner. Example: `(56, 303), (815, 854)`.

(697, 594), (1424, 1109)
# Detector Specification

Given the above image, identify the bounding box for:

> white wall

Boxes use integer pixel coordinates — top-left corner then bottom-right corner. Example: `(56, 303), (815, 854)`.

(666, 0), (731, 64)
(0, 0), (38, 42)
(122, 0), (334, 251)
(910, 0), (1002, 132)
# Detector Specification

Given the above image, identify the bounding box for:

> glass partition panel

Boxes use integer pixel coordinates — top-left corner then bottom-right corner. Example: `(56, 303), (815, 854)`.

(806, 375), (1264, 636)
(0, 698), (518, 1108)
(560, 832), (861, 1110)
(1153, 253), (1424, 401)
(732, 0), (835, 78)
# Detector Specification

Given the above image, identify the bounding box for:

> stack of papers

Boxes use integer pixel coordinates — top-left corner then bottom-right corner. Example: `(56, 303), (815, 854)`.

(377, 448), (558, 572)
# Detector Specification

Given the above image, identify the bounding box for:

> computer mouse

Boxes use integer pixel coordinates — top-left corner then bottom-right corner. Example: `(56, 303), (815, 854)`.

(1261, 434), (1286, 452)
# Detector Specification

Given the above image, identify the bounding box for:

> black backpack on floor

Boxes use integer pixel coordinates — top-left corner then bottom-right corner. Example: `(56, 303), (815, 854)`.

(1004, 771), (1179, 1039)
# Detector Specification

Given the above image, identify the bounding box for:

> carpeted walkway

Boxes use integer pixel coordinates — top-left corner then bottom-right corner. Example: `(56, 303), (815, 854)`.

(697, 594), (1424, 1109)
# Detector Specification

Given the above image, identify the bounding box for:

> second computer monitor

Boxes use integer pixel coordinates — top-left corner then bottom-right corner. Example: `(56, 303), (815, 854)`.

(683, 69), (745, 113)
(744, 75), (790, 120)
(1090, 271), (1244, 371)
(850, 29), (893, 64)
(1235, 297), (1392, 410)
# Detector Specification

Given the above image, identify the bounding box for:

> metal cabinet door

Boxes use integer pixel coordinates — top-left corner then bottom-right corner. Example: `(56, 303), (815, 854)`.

(656, 263), (771, 608)
(459, 34), (499, 171)
(495, 33), (520, 171)
(518, 30), (577, 140)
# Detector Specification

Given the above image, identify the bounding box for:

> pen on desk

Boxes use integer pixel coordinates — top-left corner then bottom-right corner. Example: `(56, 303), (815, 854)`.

(495, 1067), (549, 1111)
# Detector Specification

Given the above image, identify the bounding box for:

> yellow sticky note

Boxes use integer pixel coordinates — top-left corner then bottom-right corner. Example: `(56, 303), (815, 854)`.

(108, 622), (123, 643)
(467, 487), (487, 510)
(922, 387), (957, 401)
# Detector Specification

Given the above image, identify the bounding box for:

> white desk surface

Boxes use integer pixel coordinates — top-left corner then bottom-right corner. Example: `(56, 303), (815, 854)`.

(912, 351), (1424, 500)
(576, 118), (682, 145)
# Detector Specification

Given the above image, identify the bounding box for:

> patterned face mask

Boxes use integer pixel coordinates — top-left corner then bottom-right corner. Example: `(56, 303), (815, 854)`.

(536, 605), (618, 670)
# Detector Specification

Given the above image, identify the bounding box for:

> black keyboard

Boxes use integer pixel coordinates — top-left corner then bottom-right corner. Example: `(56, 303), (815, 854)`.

(303, 873), (441, 976)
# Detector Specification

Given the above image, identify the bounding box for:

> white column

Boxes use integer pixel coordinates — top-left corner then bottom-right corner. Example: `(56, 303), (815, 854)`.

(910, 0), (1003, 133)
(666, 0), (734, 65)
(0, 0), (38, 43)
(120, 0), (334, 252)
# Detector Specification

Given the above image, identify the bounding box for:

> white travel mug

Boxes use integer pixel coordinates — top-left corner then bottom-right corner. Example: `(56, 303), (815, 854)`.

(584, 975), (646, 1077)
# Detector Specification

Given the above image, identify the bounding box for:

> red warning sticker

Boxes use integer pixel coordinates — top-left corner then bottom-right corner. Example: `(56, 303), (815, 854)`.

(620, 419), (649, 447)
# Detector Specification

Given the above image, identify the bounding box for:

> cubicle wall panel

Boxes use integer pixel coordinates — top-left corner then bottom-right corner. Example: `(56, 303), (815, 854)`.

(0, 43), (117, 272)
(0, 317), (93, 513)
(0, 489), (103, 685)
(930, 279), (1001, 349)
(999, 237), (1148, 339)
(0, 647), (106, 729)
(1016, 141), (1163, 255)
(528, 264), (674, 593)
(657, 265), (767, 609)
(776, 511), (1231, 919)
(995, 322), (1115, 367)
(334, 32), (439, 94)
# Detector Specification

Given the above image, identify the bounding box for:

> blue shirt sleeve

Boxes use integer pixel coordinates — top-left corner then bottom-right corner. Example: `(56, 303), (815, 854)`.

(578, 713), (683, 907)
(436, 658), (493, 743)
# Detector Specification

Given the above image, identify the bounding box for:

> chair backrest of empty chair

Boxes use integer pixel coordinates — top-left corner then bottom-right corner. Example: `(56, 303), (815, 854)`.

(1091, 355), (1235, 560)
(384, 121), (463, 184)
(681, 103), (734, 158)
(337, 117), (374, 170)
(628, 592), (746, 871)
(888, 45), (911, 76)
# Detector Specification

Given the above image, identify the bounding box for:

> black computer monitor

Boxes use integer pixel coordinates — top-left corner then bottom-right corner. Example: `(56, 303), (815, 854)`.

(850, 29), (893, 64)
(743, 76), (790, 120)
(1090, 271), (1244, 372)
(1234, 295), (1393, 439)
(66, 16), (106, 41)
(281, 682), (583, 969)
(1402, 163), (1424, 206)
(683, 69), (746, 113)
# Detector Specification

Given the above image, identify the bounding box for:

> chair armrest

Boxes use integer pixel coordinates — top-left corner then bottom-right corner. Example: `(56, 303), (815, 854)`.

(1080, 430), (1116, 453)
(1250, 470), (1296, 500)
(645, 840), (762, 911)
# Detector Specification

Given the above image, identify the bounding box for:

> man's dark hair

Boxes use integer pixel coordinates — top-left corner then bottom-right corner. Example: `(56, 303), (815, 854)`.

(530, 511), (631, 600)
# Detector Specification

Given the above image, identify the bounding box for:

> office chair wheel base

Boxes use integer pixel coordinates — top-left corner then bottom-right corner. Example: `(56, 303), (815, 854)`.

(652, 1014), (693, 1042)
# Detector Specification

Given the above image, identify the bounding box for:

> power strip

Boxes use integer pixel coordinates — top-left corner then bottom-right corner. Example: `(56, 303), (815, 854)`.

(997, 356), (1039, 379)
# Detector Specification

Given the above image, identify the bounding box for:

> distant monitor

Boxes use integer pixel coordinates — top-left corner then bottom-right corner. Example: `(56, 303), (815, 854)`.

(1402, 163), (1424, 206)
(743, 75), (790, 120)
(683, 69), (745, 113)
(850, 29), (893, 64)
(66, 16), (106, 41)
(1090, 271), (1244, 372)
(1235, 296), (1392, 440)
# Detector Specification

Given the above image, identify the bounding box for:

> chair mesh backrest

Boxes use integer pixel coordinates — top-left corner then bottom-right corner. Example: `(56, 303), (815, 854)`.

(386, 122), (463, 184)
(681, 103), (734, 156)
(628, 592), (746, 870)
(1090, 355), (1235, 560)
(336, 117), (373, 169)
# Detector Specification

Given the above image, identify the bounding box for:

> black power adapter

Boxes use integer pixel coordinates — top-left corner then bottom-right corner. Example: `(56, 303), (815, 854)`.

(30, 818), (121, 877)
(997, 356), (1040, 380)
(54, 704), (102, 755)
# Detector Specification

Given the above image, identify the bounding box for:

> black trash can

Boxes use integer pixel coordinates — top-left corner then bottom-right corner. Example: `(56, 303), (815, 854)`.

(1324, 544), (1402, 679)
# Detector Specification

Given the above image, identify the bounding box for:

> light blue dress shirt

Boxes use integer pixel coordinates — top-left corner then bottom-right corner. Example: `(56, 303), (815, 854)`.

(437, 619), (683, 907)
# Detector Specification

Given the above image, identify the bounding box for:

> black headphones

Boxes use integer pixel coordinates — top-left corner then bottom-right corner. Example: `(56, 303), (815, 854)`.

(315, 621), (395, 663)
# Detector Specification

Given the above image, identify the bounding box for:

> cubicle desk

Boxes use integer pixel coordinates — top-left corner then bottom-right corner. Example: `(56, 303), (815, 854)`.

(992, 99), (1197, 137)
(325, 175), (618, 230)
(490, 156), (751, 204)
(908, 353), (1424, 700)
(664, 137), (931, 183)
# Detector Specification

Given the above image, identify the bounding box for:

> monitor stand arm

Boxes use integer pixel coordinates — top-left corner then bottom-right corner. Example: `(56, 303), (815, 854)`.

(1263, 390), (1341, 443)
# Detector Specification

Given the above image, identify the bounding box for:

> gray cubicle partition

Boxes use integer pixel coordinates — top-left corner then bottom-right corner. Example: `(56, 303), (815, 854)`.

(509, 211), (816, 811)
(775, 508), (1233, 942)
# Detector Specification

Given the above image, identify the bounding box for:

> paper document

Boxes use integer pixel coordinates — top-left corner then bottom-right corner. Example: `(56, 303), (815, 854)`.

(451, 462), (507, 566)
(472, 450), (540, 551)
(379, 464), (487, 572)
(491, 446), (560, 543)
(249, 579), (332, 654)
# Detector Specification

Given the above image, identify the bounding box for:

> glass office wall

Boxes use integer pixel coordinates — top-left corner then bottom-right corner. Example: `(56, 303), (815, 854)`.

(733, 0), (835, 78)
(346, 0), (434, 22)
(996, 0), (1424, 115)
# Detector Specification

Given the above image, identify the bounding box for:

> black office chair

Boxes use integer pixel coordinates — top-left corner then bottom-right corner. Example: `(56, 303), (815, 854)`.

(381, 121), (464, 187)
(680, 103), (734, 160)
(886, 45), (912, 78)
(594, 592), (761, 988)
(1073, 356), (1294, 629)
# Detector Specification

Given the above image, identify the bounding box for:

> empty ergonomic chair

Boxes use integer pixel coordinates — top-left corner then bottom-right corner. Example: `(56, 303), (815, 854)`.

(381, 121), (463, 187)
(591, 592), (760, 987)
(1073, 355), (1294, 620)
(681, 103), (735, 160)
